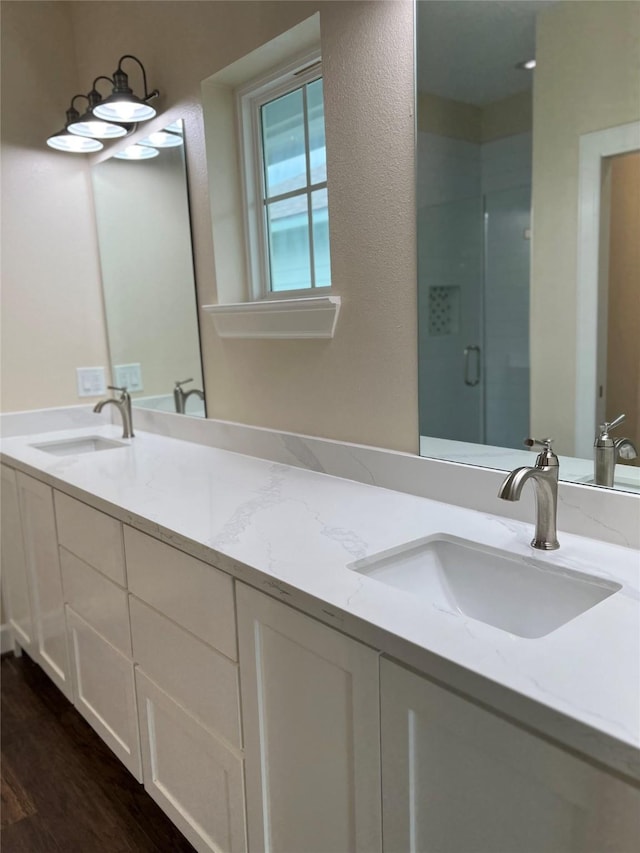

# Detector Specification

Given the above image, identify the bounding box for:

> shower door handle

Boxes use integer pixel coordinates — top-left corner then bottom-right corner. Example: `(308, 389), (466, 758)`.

(464, 345), (481, 387)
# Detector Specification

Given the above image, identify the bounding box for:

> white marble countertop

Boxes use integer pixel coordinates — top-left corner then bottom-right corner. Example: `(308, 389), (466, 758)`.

(2, 424), (639, 780)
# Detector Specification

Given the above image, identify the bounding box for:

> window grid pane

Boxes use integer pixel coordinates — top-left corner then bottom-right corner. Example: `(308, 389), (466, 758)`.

(265, 195), (312, 292)
(261, 88), (306, 198)
(259, 77), (330, 293)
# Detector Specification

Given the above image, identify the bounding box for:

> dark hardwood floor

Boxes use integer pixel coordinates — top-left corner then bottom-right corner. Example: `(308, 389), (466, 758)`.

(1, 652), (195, 852)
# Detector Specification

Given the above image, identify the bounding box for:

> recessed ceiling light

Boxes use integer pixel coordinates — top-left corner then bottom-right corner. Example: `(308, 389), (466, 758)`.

(516, 59), (536, 71)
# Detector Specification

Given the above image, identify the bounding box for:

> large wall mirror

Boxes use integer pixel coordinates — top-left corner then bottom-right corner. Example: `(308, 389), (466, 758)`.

(92, 120), (206, 418)
(417, 0), (640, 493)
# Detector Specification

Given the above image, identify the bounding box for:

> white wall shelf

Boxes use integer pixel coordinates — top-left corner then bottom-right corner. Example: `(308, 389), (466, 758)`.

(203, 295), (341, 340)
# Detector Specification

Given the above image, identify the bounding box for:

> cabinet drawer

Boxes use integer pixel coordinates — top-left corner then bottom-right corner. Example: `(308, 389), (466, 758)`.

(60, 547), (131, 657)
(55, 492), (125, 586)
(124, 526), (236, 660)
(66, 606), (141, 781)
(136, 669), (246, 853)
(130, 596), (241, 749)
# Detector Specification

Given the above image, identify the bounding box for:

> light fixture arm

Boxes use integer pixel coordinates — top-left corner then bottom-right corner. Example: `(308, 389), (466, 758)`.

(116, 55), (159, 104)
(88, 75), (115, 107)
(66, 93), (89, 124)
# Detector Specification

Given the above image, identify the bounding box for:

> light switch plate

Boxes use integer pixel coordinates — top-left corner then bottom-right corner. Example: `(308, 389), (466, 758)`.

(76, 367), (107, 397)
(113, 363), (143, 392)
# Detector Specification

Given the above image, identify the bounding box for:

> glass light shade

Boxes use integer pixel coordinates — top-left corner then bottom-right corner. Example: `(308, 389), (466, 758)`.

(138, 130), (183, 149)
(114, 144), (159, 160)
(47, 130), (103, 153)
(93, 96), (156, 123)
(164, 120), (183, 134)
(67, 116), (128, 139)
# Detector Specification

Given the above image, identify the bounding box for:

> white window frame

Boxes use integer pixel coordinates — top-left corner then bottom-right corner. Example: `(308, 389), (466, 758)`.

(236, 49), (330, 301)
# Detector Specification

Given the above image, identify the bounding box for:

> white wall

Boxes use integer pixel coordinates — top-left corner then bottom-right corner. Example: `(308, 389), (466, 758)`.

(0, 1), (110, 412)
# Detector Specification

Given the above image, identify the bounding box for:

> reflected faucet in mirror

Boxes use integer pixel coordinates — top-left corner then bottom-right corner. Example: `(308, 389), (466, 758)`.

(174, 379), (205, 415)
(94, 386), (134, 438)
(594, 414), (638, 488)
(498, 438), (560, 551)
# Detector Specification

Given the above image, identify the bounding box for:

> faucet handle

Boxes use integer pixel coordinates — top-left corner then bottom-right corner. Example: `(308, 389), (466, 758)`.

(108, 384), (128, 396)
(175, 378), (194, 388)
(524, 437), (554, 450)
(599, 413), (626, 436)
(524, 437), (558, 467)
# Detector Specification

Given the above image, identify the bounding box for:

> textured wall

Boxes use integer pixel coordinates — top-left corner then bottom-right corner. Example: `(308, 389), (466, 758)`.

(0, 1), (110, 412)
(2, 0), (417, 451)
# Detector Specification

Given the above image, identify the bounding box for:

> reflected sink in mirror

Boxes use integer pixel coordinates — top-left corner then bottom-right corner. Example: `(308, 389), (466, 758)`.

(31, 436), (128, 456)
(350, 535), (620, 639)
(578, 472), (640, 495)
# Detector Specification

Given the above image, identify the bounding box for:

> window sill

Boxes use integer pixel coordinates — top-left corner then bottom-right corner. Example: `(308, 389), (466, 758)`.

(203, 295), (341, 340)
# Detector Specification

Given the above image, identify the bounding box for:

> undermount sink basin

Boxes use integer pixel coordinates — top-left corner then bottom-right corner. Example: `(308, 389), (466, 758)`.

(349, 535), (620, 639)
(31, 436), (127, 456)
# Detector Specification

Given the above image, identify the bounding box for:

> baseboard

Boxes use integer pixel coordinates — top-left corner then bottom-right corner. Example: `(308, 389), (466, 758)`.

(1, 622), (14, 655)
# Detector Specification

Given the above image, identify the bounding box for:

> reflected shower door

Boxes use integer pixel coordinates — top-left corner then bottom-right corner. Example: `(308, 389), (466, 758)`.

(483, 185), (531, 449)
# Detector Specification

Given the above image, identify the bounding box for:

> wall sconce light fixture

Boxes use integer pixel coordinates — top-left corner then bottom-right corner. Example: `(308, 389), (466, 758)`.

(93, 55), (159, 123)
(47, 55), (159, 153)
(47, 99), (104, 153)
(67, 78), (130, 139)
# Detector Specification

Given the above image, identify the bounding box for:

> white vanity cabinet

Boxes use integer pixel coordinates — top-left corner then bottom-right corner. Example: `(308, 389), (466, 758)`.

(1, 464), (33, 652)
(380, 657), (640, 853)
(236, 583), (382, 853)
(125, 528), (246, 853)
(59, 543), (141, 781)
(15, 472), (71, 699)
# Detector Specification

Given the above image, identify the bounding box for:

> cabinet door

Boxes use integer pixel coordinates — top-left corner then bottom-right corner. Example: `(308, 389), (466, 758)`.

(136, 669), (246, 853)
(380, 658), (640, 853)
(0, 465), (33, 651)
(17, 472), (71, 699)
(66, 606), (141, 780)
(237, 583), (382, 853)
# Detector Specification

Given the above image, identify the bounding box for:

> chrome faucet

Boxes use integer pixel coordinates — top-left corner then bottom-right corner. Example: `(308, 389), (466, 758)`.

(93, 386), (134, 438)
(174, 379), (205, 414)
(594, 414), (638, 488)
(498, 438), (560, 551)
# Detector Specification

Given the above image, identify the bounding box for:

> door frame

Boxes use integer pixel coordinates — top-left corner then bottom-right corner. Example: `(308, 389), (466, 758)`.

(575, 121), (640, 457)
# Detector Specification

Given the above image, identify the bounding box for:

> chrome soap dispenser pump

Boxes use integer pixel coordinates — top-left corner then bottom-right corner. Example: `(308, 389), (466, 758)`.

(594, 414), (638, 488)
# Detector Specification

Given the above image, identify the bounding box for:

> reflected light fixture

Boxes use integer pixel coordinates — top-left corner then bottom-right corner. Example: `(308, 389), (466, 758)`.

(47, 99), (103, 153)
(67, 77), (130, 139)
(114, 144), (159, 160)
(138, 129), (183, 149)
(516, 59), (536, 70)
(93, 55), (159, 123)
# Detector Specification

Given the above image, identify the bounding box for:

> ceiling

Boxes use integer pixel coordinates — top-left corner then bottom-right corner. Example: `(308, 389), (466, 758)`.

(416, 0), (556, 106)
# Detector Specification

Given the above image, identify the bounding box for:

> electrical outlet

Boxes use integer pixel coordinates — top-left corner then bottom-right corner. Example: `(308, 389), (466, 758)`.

(113, 363), (143, 392)
(76, 367), (107, 398)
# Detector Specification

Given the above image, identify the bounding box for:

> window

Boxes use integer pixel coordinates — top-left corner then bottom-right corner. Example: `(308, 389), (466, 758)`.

(238, 53), (331, 299)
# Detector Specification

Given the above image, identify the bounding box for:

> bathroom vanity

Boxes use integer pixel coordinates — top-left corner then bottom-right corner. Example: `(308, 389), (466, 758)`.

(1, 420), (639, 853)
